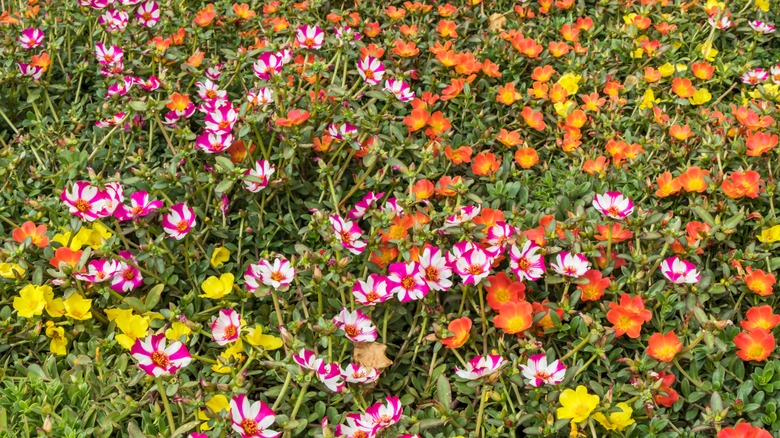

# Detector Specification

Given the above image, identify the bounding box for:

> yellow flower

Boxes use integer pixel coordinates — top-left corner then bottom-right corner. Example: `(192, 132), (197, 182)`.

(200, 273), (234, 299)
(210, 247), (230, 268)
(553, 100), (575, 117)
(106, 308), (149, 349)
(42, 286), (66, 317)
(593, 403), (634, 431)
(688, 88), (712, 106)
(639, 89), (659, 110)
(78, 223), (113, 249)
(658, 63), (675, 77)
(749, 84), (779, 100)
(64, 294), (92, 320)
(557, 73), (581, 95)
(244, 326), (283, 350)
(165, 321), (192, 341)
(205, 394), (230, 413)
(758, 225), (780, 243)
(224, 339), (246, 358)
(45, 323), (68, 356)
(198, 409), (213, 431)
(13, 284), (47, 318)
(755, 0), (769, 11)
(705, 0), (725, 11)
(700, 42), (718, 62)
(0, 262), (25, 279)
(622, 13), (637, 25)
(556, 385), (600, 424)
(52, 230), (81, 250)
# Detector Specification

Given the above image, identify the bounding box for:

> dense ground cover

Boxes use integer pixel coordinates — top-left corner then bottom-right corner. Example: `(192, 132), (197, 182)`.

(1, 0), (779, 436)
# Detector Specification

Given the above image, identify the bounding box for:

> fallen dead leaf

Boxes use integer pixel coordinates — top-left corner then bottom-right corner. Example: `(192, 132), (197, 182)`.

(353, 342), (393, 369)
(488, 13), (506, 32)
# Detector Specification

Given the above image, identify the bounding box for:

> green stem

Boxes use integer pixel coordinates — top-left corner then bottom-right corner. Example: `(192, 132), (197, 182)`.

(272, 371), (294, 411)
(155, 378), (176, 435)
(475, 385), (488, 437)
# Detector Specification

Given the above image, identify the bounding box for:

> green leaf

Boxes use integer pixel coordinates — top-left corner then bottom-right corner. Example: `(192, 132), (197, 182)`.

(144, 284), (164, 310)
(215, 156), (235, 172)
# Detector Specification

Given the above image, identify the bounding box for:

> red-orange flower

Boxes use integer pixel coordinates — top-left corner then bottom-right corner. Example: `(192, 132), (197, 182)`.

(472, 152), (500, 176)
(741, 306), (780, 332)
(577, 269), (609, 301)
(514, 148), (539, 169)
(745, 267), (776, 297)
(531, 65), (556, 82)
(393, 40), (419, 57)
(691, 61), (714, 80)
(403, 108), (430, 132)
(194, 4), (216, 27)
(275, 109), (310, 127)
(496, 82), (522, 105)
(473, 208), (505, 228)
(444, 146), (472, 164)
(677, 166), (709, 193)
(520, 107), (546, 131)
(606, 294), (652, 338)
(717, 423), (772, 438)
(496, 129), (522, 147)
(441, 317), (472, 348)
(722, 170), (761, 199)
(370, 244), (399, 268)
(434, 176), (462, 197)
(671, 77), (695, 98)
(481, 59), (502, 78)
(49, 247), (83, 270)
(653, 372), (679, 407)
(646, 331), (682, 362)
(437, 19), (458, 38)
(595, 223), (632, 242)
(734, 328), (774, 362)
(655, 172), (682, 197)
(669, 124), (693, 141)
(745, 132), (778, 156)
(13, 221), (49, 248)
(425, 112), (451, 137)
(412, 179), (435, 200)
(532, 300), (564, 334)
(485, 272), (526, 311)
(582, 156), (608, 175)
(441, 78), (465, 101)
(494, 301), (533, 334)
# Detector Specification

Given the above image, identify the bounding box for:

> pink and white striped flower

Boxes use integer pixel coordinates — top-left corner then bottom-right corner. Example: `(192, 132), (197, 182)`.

(252, 52), (284, 80)
(335, 413), (377, 438)
(111, 250), (143, 293)
(485, 222), (514, 256)
(347, 191), (384, 219)
(95, 112), (127, 128)
(454, 246), (492, 285)
(381, 197), (404, 216)
(244, 160), (275, 192)
(316, 360), (345, 392)
(352, 274), (391, 306)
(211, 308), (241, 346)
(418, 246), (453, 291)
(136, 0), (159, 27)
(244, 257), (295, 292)
(333, 308), (377, 343)
(18, 28), (44, 49)
(341, 364), (380, 384)
(162, 203), (196, 240)
(357, 56), (385, 86)
(195, 79), (227, 102)
(443, 205), (481, 228)
(707, 14), (732, 29)
(75, 259), (121, 283)
(88, 0), (114, 8)
(131, 333), (192, 377)
(660, 256), (700, 284)
(771, 65), (780, 84)
(137, 75), (161, 91)
(18, 63), (43, 80)
(328, 123), (358, 141)
(334, 26), (360, 45)
(293, 348), (318, 371)
(114, 191), (163, 221)
(205, 64), (223, 81)
(229, 394), (280, 438)
(61, 181), (108, 222)
(454, 354), (507, 380)
(384, 78), (415, 102)
(520, 354), (566, 387)
(204, 103), (238, 132)
(94, 42), (124, 66)
(329, 215), (366, 254)
(592, 191), (634, 219)
(296, 25), (325, 49)
(195, 131), (234, 154)
(364, 397), (402, 430)
(550, 251), (590, 278)
(741, 68), (769, 85)
(749, 20), (775, 34)
(248, 88), (274, 107)
(98, 181), (124, 217)
(509, 240), (546, 282)
(99, 9), (129, 32)
(387, 261), (429, 302)
(447, 241), (479, 264)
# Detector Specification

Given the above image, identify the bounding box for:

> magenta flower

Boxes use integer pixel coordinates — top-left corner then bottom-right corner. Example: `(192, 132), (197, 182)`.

(384, 78), (414, 102)
(771, 65), (780, 84)
(592, 191), (634, 219)
(252, 52), (284, 80)
(136, 0), (160, 27)
(292, 348), (318, 371)
(335, 413), (377, 438)
(162, 203), (196, 240)
(95, 112), (127, 128)
(509, 240), (546, 282)
(484, 222), (514, 256)
(244, 160), (275, 193)
(347, 191), (384, 219)
(357, 56), (385, 86)
(520, 354), (566, 387)
(205, 63), (223, 80)
(660, 256), (700, 284)
(18, 28), (44, 49)
(364, 396), (402, 430)
(98, 181), (125, 217)
(329, 215), (366, 254)
(334, 26), (361, 44)
(211, 308), (241, 346)
(387, 261), (429, 302)
(381, 197), (404, 216)
(418, 246), (453, 291)
(328, 123), (358, 141)
(114, 191), (163, 221)
(111, 250), (143, 293)
(296, 25), (325, 49)
(204, 102), (238, 132)
(454, 246), (492, 285)
(75, 259), (121, 283)
(741, 68), (769, 85)
(444, 205), (481, 228)
(333, 308), (377, 343)
(94, 42), (124, 66)
(352, 274), (391, 306)
(248, 87), (274, 107)
(99, 9), (129, 32)
(749, 20), (775, 34)
(341, 363), (380, 384)
(130, 333), (192, 377)
(195, 79), (227, 102)
(195, 131), (234, 153)
(61, 181), (108, 222)
(18, 63), (43, 80)
(550, 251), (590, 278)
(454, 354), (507, 380)
(244, 257), (295, 292)
(229, 394), (280, 438)
(316, 360), (345, 392)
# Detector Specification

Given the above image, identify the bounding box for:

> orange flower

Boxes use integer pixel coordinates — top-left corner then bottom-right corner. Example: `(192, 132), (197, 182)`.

(595, 223), (632, 242)
(520, 107), (546, 131)
(194, 4), (216, 27)
(275, 109), (310, 127)
(548, 83), (568, 103)
(745, 267), (776, 297)
(385, 5), (406, 19)
(359, 43), (385, 59)
(438, 4), (457, 16)
(733, 106), (774, 131)
(722, 170), (761, 199)
(496, 129), (522, 147)
(444, 146), (472, 164)
(493, 301), (533, 334)
(512, 36), (543, 58)
(560, 23), (579, 41)
(441, 317), (472, 348)
(646, 331), (683, 363)
(582, 156), (608, 175)
(514, 148), (539, 169)
(528, 81), (549, 99)
(741, 306), (780, 332)
(745, 132), (778, 156)
(531, 65), (556, 82)
(734, 329), (774, 362)
(434, 176), (462, 197)
(425, 112), (451, 137)
(399, 24), (418, 36)
(370, 245), (399, 268)
(412, 179), (435, 200)
(691, 61), (714, 80)
(472, 152), (500, 176)
(13, 221), (49, 248)
(30, 52), (50, 72)
(606, 294), (652, 338)
(437, 19), (458, 38)
(379, 216), (414, 243)
(671, 77), (695, 98)
(580, 92), (605, 112)
(677, 166), (709, 193)
(232, 3), (256, 20)
(547, 41), (570, 57)
(403, 108), (430, 132)
(669, 124), (693, 141)
(184, 50), (205, 67)
(481, 59), (502, 78)
(363, 22), (380, 37)
(313, 133), (335, 153)
(473, 208), (505, 228)
(577, 269), (609, 301)
(532, 300), (564, 334)
(565, 109), (587, 129)
(166, 92), (190, 112)
(485, 273), (526, 311)
(393, 40), (419, 58)
(49, 247), (83, 270)
(655, 171), (681, 197)
(441, 79), (465, 101)
(496, 82), (522, 105)
(643, 67), (662, 83)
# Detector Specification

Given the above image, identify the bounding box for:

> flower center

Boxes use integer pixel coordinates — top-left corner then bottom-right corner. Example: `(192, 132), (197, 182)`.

(206, 90), (217, 99)
(366, 291), (380, 302)
(468, 264), (484, 275)
(339, 230), (353, 245)
(123, 269), (135, 281)
(534, 370), (551, 381)
(271, 271), (285, 282)
(75, 199), (91, 213)
(401, 276), (416, 290)
(344, 324), (359, 337)
(151, 350), (170, 368)
(607, 206), (621, 217)
(223, 325), (237, 339)
(176, 220), (189, 232)
(304, 37), (315, 47)
(425, 266), (439, 281)
(495, 289), (509, 304)
(132, 205), (144, 215)
(218, 120), (230, 130)
(241, 419), (259, 435)
(364, 69), (375, 80)
(142, 12), (152, 20)
(517, 258), (530, 271)
(563, 266), (577, 276)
